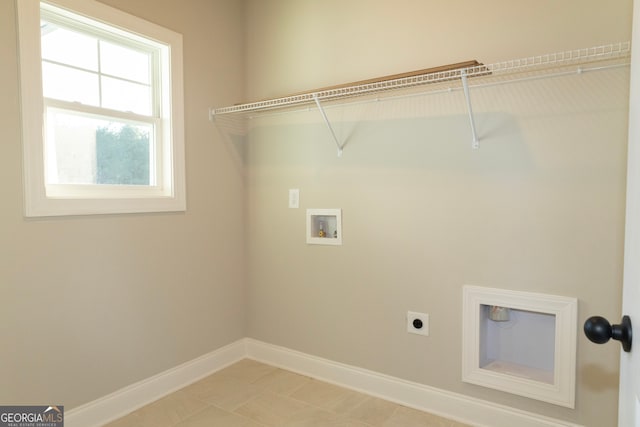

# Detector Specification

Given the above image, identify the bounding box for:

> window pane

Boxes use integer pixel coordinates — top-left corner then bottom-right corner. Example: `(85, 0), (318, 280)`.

(46, 110), (153, 186)
(42, 62), (100, 106)
(41, 21), (98, 71)
(100, 40), (151, 84)
(101, 77), (152, 116)
(96, 123), (152, 185)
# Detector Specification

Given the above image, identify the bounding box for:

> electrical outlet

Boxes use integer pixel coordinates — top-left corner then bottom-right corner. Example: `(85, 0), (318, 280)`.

(407, 311), (429, 336)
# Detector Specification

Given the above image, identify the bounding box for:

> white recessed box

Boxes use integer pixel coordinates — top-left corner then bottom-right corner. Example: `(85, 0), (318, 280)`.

(306, 209), (342, 245)
(462, 285), (577, 408)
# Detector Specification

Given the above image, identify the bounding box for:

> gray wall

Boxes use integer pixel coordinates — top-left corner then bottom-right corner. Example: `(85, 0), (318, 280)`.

(0, 0), (246, 409)
(243, 1), (633, 426)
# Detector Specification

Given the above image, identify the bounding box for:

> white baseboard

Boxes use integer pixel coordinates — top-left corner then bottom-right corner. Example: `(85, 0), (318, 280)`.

(65, 340), (246, 427)
(65, 338), (584, 427)
(244, 338), (584, 427)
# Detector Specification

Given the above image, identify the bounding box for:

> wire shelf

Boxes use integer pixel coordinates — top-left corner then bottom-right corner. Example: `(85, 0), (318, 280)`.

(463, 42), (630, 77)
(210, 42), (631, 117)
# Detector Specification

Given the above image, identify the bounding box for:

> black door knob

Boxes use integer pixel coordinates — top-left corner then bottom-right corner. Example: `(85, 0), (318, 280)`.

(584, 315), (632, 352)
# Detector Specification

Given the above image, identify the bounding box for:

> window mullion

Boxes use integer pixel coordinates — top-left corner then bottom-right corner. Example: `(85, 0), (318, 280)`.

(42, 58), (154, 87)
(97, 38), (102, 108)
(152, 51), (160, 117)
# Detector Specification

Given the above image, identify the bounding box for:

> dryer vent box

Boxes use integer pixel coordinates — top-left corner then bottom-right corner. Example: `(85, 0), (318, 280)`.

(462, 285), (577, 408)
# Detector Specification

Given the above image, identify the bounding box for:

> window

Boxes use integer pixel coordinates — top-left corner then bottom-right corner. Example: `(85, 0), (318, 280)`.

(17, 0), (185, 216)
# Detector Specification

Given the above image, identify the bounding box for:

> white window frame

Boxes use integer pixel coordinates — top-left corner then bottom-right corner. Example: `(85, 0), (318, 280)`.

(17, 0), (186, 216)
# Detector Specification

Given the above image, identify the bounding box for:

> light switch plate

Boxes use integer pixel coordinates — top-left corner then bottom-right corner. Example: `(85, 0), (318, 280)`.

(289, 189), (299, 208)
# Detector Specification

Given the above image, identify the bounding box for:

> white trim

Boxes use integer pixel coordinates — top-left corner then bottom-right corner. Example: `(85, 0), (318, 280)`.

(63, 338), (584, 427)
(64, 340), (246, 427)
(245, 338), (584, 427)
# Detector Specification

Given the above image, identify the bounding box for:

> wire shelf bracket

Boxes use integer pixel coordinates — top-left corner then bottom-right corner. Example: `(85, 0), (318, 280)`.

(460, 70), (480, 149)
(313, 94), (344, 157)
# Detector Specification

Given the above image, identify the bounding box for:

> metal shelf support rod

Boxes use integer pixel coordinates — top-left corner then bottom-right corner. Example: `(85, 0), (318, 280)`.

(313, 94), (344, 157)
(460, 70), (480, 150)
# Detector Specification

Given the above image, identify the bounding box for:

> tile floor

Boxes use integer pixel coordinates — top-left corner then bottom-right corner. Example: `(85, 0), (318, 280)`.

(104, 359), (471, 427)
